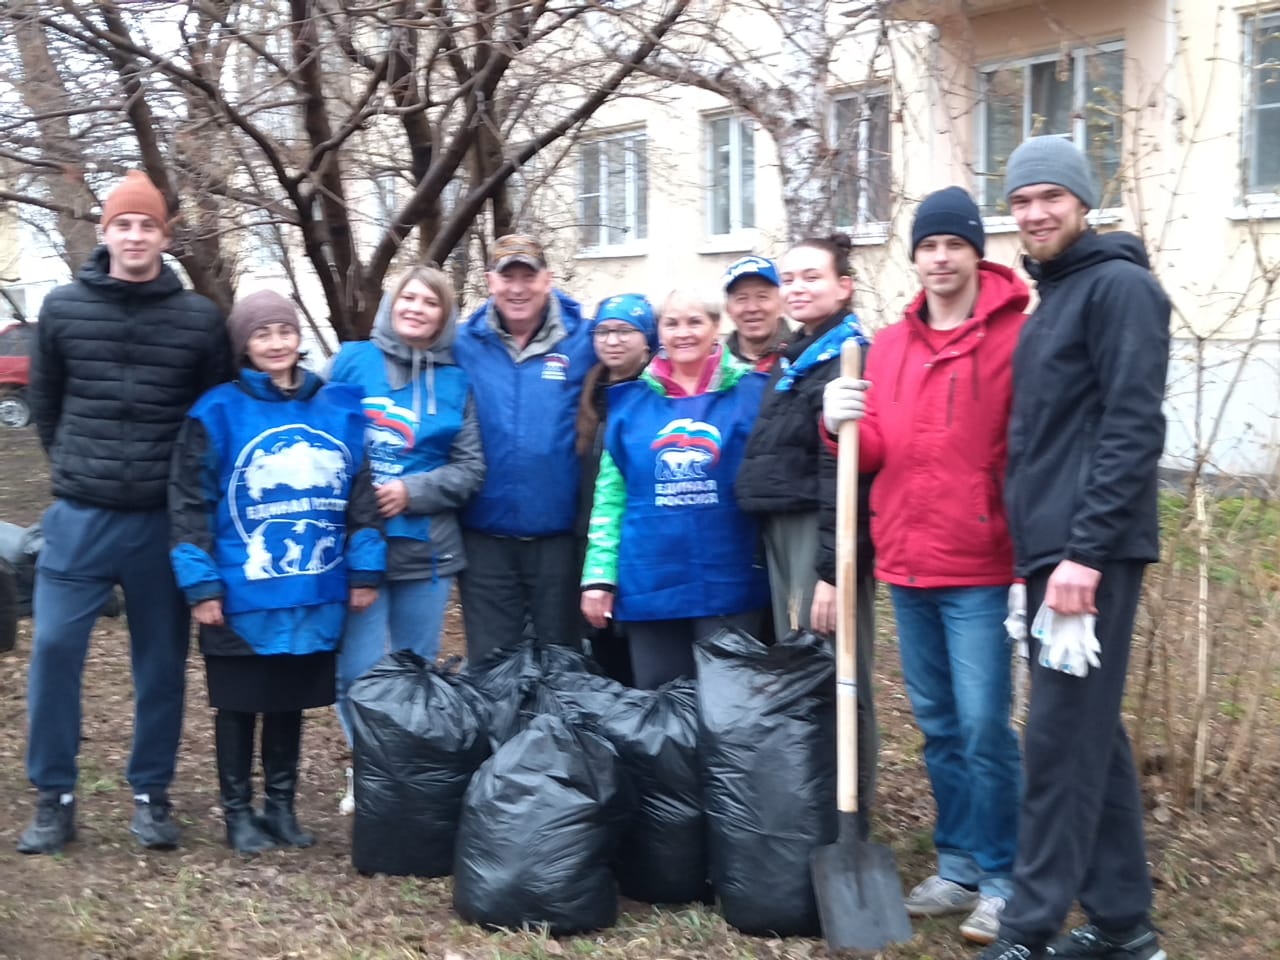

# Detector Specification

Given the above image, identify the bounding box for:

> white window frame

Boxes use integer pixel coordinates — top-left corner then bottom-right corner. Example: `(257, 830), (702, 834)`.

(705, 114), (756, 237)
(976, 40), (1125, 216)
(832, 87), (893, 242)
(577, 129), (648, 254)
(1241, 12), (1280, 207)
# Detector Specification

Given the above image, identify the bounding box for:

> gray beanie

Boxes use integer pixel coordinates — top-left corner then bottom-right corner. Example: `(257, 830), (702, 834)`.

(1004, 136), (1098, 210)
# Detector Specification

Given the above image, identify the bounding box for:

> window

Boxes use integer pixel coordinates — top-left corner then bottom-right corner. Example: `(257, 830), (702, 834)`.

(977, 43), (1125, 213)
(706, 115), (755, 235)
(834, 90), (892, 228)
(0, 320), (32, 355)
(1245, 13), (1280, 194)
(578, 131), (648, 250)
(373, 172), (399, 228)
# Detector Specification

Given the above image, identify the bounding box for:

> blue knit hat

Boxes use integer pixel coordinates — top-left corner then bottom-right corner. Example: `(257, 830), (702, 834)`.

(912, 186), (985, 257)
(592, 293), (657, 351)
(1004, 136), (1098, 210)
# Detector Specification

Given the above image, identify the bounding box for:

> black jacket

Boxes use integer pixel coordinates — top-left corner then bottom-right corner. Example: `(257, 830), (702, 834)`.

(1005, 230), (1170, 576)
(735, 315), (874, 582)
(30, 247), (229, 511)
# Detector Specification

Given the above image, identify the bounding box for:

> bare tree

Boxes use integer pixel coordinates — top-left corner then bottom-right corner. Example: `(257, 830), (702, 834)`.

(0, 0), (689, 341)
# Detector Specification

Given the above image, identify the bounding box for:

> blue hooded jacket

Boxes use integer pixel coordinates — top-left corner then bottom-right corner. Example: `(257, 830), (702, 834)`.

(453, 289), (595, 536)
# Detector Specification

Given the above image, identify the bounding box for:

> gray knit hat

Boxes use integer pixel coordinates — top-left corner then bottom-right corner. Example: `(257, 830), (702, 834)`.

(1004, 136), (1098, 210)
(227, 289), (301, 361)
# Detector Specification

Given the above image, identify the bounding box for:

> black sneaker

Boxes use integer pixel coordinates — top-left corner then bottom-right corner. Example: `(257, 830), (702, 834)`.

(978, 939), (1047, 960)
(17, 791), (76, 854)
(130, 793), (180, 850)
(1047, 923), (1166, 960)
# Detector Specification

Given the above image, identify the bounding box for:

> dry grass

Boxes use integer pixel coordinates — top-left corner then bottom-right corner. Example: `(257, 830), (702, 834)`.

(1, 426), (1278, 959)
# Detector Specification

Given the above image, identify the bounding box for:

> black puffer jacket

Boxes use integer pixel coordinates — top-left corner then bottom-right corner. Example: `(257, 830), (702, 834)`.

(735, 315), (874, 581)
(1006, 231), (1170, 576)
(30, 247), (229, 511)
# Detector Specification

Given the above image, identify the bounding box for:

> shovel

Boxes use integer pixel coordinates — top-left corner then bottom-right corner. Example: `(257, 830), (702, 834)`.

(811, 339), (913, 954)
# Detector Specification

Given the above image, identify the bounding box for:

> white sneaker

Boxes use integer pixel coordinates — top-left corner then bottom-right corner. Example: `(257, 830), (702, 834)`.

(960, 895), (1007, 945)
(338, 766), (355, 816)
(904, 874), (980, 917)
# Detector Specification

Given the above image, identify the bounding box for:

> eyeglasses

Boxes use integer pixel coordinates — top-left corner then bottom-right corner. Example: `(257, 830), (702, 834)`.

(593, 326), (642, 342)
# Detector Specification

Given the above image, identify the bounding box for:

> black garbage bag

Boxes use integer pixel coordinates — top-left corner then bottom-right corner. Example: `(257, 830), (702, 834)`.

(467, 636), (603, 746)
(695, 627), (836, 937)
(0, 521), (38, 619)
(546, 675), (707, 904)
(0, 559), (16, 654)
(349, 651), (490, 878)
(453, 713), (632, 935)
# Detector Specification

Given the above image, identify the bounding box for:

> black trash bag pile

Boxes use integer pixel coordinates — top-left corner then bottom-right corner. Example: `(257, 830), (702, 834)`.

(695, 627), (837, 937)
(349, 651), (490, 878)
(453, 713), (633, 935)
(0, 520), (40, 620)
(465, 636), (603, 745)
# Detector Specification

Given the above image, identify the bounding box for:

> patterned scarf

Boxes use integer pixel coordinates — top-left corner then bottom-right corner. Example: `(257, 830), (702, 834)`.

(774, 313), (869, 392)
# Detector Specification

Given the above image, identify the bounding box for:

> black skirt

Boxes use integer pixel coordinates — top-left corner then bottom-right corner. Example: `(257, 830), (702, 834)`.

(205, 652), (336, 713)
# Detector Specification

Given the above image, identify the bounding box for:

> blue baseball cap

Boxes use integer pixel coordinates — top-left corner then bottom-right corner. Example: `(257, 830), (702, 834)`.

(723, 255), (780, 292)
(592, 293), (657, 350)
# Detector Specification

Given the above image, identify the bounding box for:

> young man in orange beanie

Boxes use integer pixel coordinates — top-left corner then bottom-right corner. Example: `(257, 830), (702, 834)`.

(20, 170), (230, 855)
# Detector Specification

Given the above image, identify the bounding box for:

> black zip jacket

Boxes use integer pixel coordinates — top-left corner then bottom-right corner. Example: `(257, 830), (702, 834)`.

(735, 314), (874, 582)
(30, 246), (229, 511)
(1005, 230), (1170, 576)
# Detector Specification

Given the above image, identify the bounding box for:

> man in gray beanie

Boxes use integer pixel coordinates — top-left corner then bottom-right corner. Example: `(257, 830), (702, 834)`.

(976, 140), (1170, 960)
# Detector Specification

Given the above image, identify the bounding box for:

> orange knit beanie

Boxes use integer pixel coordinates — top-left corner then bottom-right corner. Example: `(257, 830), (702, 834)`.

(102, 171), (170, 233)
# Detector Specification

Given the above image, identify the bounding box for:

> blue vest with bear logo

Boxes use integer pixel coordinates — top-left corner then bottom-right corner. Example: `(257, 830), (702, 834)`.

(603, 375), (769, 621)
(188, 375), (369, 618)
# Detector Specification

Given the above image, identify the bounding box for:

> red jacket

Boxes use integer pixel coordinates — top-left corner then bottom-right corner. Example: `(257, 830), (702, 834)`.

(851, 262), (1029, 588)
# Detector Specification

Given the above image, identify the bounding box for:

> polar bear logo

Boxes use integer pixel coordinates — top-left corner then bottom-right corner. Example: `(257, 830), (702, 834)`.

(656, 446), (714, 480)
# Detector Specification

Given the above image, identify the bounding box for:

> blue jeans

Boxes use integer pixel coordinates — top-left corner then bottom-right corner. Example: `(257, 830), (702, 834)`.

(336, 576), (452, 744)
(27, 500), (190, 794)
(890, 584), (1021, 899)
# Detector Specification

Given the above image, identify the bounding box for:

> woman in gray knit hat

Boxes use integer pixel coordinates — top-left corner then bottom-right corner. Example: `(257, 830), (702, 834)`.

(168, 290), (385, 854)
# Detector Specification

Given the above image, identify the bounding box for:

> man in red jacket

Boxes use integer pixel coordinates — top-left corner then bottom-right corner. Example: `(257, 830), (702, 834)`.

(822, 187), (1028, 946)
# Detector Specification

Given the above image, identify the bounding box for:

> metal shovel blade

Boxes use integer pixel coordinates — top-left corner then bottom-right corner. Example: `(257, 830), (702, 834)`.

(811, 815), (914, 955)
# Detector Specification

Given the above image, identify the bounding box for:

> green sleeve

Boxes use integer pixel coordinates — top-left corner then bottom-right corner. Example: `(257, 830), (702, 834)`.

(581, 449), (626, 588)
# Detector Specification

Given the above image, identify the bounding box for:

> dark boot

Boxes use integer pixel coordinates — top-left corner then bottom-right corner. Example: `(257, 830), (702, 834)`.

(17, 790), (76, 855)
(215, 710), (276, 854)
(258, 711), (314, 848)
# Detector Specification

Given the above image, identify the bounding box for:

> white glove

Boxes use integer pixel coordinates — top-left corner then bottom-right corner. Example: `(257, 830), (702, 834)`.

(1031, 604), (1101, 678)
(822, 376), (870, 434)
(1004, 582), (1028, 660)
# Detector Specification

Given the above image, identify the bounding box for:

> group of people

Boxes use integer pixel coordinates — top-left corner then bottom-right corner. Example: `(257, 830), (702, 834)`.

(17, 134), (1168, 960)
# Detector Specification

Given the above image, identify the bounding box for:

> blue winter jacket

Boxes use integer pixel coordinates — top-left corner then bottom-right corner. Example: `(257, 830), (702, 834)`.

(453, 289), (595, 536)
(168, 368), (386, 657)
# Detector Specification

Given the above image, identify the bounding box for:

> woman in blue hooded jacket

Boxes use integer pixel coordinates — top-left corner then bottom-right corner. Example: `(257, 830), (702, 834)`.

(328, 265), (485, 742)
(169, 290), (385, 854)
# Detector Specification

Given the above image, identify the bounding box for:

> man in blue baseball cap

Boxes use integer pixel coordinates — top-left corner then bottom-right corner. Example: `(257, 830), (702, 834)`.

(723, 255), (792, 372)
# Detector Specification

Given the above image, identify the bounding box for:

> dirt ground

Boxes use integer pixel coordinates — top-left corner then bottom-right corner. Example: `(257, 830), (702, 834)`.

(0, 424), (1277, 960)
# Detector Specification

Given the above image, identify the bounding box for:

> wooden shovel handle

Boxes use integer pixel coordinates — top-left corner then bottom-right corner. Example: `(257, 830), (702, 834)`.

(836, 338), (861, 813)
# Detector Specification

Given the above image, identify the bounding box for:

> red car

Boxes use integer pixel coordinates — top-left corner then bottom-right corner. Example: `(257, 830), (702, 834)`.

(0, 322), (33, 428)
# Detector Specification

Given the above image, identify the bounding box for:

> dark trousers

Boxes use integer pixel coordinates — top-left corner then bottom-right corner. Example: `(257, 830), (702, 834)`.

(458, 530), (580, 665)
(26, 500), (190, 794)
(999, 560), (1154, 948)
(625, 609), (765, 690)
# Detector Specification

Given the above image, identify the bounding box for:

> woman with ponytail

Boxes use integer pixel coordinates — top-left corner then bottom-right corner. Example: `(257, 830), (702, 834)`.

(735, 233), (879, 835)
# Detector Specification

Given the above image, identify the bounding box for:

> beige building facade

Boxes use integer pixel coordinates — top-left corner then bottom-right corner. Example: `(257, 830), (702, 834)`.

(559, 0), (1280, 478)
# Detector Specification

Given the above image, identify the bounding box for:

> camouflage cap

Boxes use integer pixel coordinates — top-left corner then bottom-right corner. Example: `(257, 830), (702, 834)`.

(489, 234), (548, 272)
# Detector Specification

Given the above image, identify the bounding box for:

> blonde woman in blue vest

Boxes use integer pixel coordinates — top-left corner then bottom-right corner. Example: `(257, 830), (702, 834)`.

(328, 265), (485, 741)
(581, 289), (769, 688)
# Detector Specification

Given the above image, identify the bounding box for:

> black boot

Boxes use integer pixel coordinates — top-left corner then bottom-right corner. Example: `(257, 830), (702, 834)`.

(258, 711), (314, 848)
(215, 710), (276, 854)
